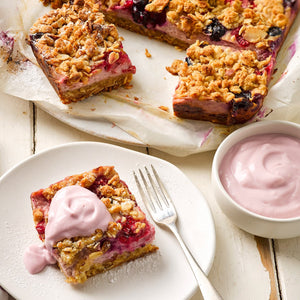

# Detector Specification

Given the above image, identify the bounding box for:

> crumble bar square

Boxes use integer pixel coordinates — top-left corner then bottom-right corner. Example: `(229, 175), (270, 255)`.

(28, 0), (136, 104)
(167, 42), (274, 125)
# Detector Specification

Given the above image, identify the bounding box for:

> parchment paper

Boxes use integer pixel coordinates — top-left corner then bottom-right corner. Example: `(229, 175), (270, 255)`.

(1, 0), (300, 156)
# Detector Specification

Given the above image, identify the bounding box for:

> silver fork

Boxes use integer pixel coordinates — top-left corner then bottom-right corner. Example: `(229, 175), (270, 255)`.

(133, 165), (223, 300)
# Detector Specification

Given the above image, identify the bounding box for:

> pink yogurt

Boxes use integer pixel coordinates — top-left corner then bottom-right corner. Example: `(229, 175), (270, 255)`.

(24, 186), (113, 274)
(219, 133), (300, 219)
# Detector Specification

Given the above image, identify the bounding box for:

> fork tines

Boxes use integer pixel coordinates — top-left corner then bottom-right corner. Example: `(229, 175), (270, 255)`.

(133, 165), (175, 217)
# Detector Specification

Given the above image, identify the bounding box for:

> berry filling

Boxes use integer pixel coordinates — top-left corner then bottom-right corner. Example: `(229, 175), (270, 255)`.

(231, 97), (253, 116)
(231, 92), (263, 117)
(36, 221), (46, 235)
(204, 18), (227, 41)
(231, 27), (250, 48)
(256, 49), (272, 61)
(30, 32), (45, 41)
(90, 51), (135, 74)
(118, 215), (143, 244)
(117, 0), (166, 28)
(283, 0), (297, 7)
(268, 26), (283, 36)
(88, 174), (109, 198)
(234, 90), (251, 101)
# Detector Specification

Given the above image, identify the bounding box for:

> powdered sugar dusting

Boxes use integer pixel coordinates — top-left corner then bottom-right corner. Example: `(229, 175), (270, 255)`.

(103, 251), (161, 284)
(74, 251), (162, 293)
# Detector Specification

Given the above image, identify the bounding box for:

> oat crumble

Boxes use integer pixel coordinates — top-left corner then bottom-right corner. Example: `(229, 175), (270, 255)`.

(167, 41), (270, 103)
(29, 1), (123, 85)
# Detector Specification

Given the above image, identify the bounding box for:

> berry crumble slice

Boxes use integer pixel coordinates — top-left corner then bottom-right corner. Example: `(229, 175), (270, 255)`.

(28, 0), (136, 104)
(96, 0), (299, 54)
(167, 41), (273, 124)
(29, 166), (158, 283)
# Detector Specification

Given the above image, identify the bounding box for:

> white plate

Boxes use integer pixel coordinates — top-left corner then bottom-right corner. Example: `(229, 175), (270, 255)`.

(0, 142), (216, 300)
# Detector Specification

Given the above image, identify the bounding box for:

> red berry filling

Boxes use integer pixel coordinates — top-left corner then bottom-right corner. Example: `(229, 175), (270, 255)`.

(91, 51), (136, 74)
(88, 174), (109, 198)
(36, 221), (46, 235)
(232, 27), (250, 48)
(117, 215), (149, 245)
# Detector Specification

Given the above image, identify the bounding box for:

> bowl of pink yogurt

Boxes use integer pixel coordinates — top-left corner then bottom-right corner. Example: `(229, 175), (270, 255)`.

(211, 120), (300, 239)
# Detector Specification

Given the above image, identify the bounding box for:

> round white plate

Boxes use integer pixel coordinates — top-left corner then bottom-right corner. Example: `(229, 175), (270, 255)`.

(0, 142), (216, 300)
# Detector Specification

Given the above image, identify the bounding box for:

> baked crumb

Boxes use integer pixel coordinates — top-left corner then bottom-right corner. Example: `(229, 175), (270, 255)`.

(158, 105), (169, 112)
(145, 48), (152, 58)
(123, 83), (134, 89)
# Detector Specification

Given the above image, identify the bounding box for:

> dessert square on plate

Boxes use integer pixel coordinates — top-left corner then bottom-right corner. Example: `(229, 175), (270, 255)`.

(30, 165), (158, 284)
(28, 0), (136, 104)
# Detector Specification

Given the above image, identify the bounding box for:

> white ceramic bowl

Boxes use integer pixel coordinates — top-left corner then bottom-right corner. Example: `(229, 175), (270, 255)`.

(211, 120), (300, 239)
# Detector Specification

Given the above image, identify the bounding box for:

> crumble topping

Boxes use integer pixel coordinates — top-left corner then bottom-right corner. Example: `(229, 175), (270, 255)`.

(40, 0), (69, 9)
(29, 0), (124, 85)
(145, 0), (169, 13)
(100, 0), (289, 51)
(167, 41), (270, 102)
(165, 0), (288, 49)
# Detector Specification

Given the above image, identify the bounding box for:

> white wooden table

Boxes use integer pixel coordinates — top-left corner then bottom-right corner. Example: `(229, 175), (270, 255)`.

(1, 90), (300, 300)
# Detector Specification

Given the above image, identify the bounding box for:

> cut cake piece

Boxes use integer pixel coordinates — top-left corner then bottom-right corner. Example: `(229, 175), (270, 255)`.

(96, 0), (300, 54)
(30, 166), (158, 284)
(167, 41), (274, 125)
(28, 0), (136, 104)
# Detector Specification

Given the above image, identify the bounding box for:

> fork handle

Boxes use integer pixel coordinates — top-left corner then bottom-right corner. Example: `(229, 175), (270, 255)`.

(168, 222), (223, 300)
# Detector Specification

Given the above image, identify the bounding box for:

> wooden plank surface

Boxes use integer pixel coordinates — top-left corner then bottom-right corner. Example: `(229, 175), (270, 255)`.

(0, 91), (283, 300)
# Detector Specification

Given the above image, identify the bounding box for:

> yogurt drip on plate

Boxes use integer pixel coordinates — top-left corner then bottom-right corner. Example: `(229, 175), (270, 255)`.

(219, 133), (300, 219)
(24, 185), (113, 274)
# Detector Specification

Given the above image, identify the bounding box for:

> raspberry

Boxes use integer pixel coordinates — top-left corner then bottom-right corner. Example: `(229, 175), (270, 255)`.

(232, 27), (250, 48)
(36, 221), (45, 235)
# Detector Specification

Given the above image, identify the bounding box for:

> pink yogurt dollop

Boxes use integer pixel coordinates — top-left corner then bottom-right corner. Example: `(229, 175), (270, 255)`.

(24, 185), (113, 274)
(219, 133), (300, 219)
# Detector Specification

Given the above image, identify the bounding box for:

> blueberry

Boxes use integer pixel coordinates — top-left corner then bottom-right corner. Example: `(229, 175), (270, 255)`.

(231, 98), (252, 114)
(131, 0), (166, 27)
(132, 7), (142, 23)
(185, 57), (193, 66)
(283, 0), (296, 7)
(204, 18), (227, 41)
(234, 90), (251, 100)
(133, 0), (148, 10)
(149, 11), (166, 26)
(268, 26), (282, 36)
(31, 32), (44, 41)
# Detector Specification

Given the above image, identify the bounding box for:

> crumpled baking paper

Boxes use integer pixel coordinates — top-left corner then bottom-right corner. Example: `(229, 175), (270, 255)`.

(0, 0), (300, 156)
